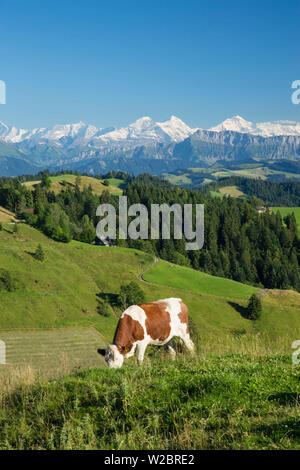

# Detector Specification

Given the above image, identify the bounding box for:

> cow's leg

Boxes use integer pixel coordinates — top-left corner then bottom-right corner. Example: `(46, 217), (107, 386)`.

(168, 345), (176, 360)
(136, 342), (147, 365)
(180, 332), (195, 354)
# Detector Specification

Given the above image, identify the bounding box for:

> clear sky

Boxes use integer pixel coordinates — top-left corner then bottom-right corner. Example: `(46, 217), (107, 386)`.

(0, 0), (300, 130)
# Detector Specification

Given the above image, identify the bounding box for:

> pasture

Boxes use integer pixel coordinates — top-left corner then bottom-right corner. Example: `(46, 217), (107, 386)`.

(218, 185), (246, 198)
(0, 222), (300, 353)
(143, 259), (256, 298)
(0, 354), (299, 450)
(0, 328), (105, 374)
(0, 222), (300, 449)
(0, 206), (15, 223)
(23, 175), (123, 196)
(163, 162), (300, 188)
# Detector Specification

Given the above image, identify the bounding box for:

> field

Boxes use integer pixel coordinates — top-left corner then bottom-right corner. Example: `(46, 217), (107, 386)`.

(144, 260), (256, 298)
(23, 174), (123, 196)
(0, 355), (299, 450)
(218, 185), (246, 198)
(0, 222), (300, 449)
(0, 206), (15, 223)
(163, 161), (300, 188)
(1, 222), (300, 350)
(0, 328), (106, 373)
(104, 177), (127, 190)
(143, 260), (300, 342)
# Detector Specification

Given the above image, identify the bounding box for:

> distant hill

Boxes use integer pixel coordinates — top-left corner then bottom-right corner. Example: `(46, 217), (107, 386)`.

(199, 176), (300, 207)
(23, 174), (124, 196)
(163, 160), (300, 189)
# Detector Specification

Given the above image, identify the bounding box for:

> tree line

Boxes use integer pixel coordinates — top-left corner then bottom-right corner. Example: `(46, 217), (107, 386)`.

(204, 176), (300, 206)
(0, 172), (299, 292)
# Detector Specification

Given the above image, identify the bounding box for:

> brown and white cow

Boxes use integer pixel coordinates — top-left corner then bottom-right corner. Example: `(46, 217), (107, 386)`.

(98, 297), (194, 368)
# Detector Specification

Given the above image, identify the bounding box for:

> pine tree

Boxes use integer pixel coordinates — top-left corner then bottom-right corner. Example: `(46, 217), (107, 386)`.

(246, 294), (262, 320)
(98, 299), (111, 317)
(34, 244), (45, 261)
(119, 282), (145, 310)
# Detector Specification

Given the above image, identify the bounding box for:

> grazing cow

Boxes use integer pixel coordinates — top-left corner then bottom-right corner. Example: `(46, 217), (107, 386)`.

(98, 297), (194, 368)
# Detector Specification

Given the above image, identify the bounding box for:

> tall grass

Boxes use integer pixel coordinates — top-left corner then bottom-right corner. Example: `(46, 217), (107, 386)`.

(196, 332), (297, 357)
(0, 344), (299, 450)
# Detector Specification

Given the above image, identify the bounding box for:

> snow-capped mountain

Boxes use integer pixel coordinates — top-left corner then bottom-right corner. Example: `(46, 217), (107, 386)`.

(91, 116), (196, 146)
(2, 114), (300, 177)
(2, 115), (300, 150)
(0, 120), (114, 145)
(0, 116), (195, 147)
(210, 115), (300, 137)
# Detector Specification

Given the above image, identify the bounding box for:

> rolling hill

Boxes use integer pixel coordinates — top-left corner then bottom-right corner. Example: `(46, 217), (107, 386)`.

(0, 221), (299, 367)
(23, 174), (124, 196)
(162, 160), (300, 188)
(1, 220), (300, 450)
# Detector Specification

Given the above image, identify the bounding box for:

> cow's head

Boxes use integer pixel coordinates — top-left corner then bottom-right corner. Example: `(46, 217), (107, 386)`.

(98, 344), (124, 369)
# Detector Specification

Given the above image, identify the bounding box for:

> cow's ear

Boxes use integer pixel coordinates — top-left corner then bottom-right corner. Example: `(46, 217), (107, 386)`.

(97, 348), (106, 357)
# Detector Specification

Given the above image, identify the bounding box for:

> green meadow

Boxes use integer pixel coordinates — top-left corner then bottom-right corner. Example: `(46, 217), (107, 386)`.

(271, 207), (300, 227)
(23, 175), (124, 196)
(1, 355), (299, 450)
(0, 222), (300, 449)
(143, 259), (256, 298)
(0, 222), (300, 356)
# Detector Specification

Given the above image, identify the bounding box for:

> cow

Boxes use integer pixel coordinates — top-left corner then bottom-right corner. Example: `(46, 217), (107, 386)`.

(98, 297), (194, 368)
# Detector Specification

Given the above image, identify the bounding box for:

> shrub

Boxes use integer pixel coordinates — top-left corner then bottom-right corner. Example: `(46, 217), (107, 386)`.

(34, 244), (45, 261)
(246, 294), (262, 320)
(119, 281), (145, 310)
(98, 299), (112, 317)
(0, 270), (18, 292)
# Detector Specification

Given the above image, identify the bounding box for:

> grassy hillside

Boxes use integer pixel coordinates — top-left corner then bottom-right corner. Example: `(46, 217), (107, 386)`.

(271, 207), (300, 228)
(163, 160), (300, 188)
(218, 185), (246, 198)
(0, 206), (15, 223)
(1, 355), (299, 450)
(0, 223), (152, 340)
(104, 177), (127, 190)
(23, 174), (123, 196)
(1, 222), (300, 450)
(144, 260), (256, 298)
(143, 259), (300, 343)
(0, 222), (300, 356)
(0, 328), (106, 373)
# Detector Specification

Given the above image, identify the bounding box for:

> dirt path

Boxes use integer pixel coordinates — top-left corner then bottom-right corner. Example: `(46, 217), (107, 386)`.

(138, 257), (159, 283)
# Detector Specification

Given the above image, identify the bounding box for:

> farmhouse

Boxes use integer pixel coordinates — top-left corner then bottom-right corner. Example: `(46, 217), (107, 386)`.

(257, 206), (270, 214)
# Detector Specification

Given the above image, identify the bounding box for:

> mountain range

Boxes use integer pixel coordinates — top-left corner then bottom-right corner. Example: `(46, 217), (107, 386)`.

(1, 115), (300, 176)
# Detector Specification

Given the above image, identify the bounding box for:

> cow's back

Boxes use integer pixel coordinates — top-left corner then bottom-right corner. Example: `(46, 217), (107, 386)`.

(138, 297), (188, 344)
(137, 301), (172, 342)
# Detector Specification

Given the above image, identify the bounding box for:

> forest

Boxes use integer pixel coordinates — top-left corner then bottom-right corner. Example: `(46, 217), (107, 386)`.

(204, 176), (300, 206)
(0, 171), (299, 292)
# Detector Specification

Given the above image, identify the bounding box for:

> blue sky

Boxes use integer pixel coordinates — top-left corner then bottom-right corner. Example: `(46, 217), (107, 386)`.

(0, 0), (299, 129)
